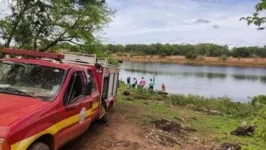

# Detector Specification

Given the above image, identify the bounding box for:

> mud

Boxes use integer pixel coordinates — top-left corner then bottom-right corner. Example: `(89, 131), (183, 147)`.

(220, 143), (241, 150)
(151, 118), (197, 134)
(231, 125), (255, 136)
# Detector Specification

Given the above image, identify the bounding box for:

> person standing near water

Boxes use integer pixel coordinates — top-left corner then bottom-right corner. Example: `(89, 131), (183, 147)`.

(126, 76), (131, 88)
(132, 77), (137, 88)
(149, 78), (155, 91)
(139, 77), (146, 88)
(162, 83), (166, 91)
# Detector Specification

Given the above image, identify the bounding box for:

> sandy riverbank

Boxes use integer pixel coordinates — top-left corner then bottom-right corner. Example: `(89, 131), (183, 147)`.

(115, 55), (266, 68)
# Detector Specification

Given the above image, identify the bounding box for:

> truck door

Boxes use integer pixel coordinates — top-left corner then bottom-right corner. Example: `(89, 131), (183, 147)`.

(56, 70), (91, 147)
(84, 70), (100, 121)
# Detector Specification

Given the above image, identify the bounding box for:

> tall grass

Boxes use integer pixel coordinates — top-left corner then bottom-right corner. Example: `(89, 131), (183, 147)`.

(121, 86), (256, 118)
(170, 94), (255, 118)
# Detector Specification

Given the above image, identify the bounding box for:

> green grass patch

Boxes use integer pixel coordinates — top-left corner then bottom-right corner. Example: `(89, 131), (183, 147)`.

(118, 82), (266, 149)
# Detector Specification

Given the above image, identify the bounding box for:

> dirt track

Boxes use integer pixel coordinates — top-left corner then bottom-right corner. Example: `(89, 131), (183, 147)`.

(61, 103), (217, 150)
(61, 103), (172, 150)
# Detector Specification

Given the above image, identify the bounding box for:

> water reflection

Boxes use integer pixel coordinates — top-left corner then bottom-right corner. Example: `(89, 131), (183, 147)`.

(120, 61), (266, 102)
(125, 68), (266, 82)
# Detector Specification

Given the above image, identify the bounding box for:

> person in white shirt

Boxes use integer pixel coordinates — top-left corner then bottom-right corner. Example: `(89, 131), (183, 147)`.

(132, 77), (137, 88)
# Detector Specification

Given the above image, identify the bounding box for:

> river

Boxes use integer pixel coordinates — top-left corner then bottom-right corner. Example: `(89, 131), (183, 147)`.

(119, 61), (266, 102)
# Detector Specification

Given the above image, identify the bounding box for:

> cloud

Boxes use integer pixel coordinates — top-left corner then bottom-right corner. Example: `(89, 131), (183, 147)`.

(213, 25), (219, 29)
(0, 0), (11, 17)
(195, 19), (210, 24)
(103, 0), (266, 47)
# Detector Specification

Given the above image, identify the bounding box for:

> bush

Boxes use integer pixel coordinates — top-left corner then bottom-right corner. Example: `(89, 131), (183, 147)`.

(160, 53), (167, 58)
(251, 106), (266, 141)
(116, 52), (125, 56)
(220, 54), (228, 61)
(107, 57), (119, 65)
(170, 94), (255, 117)
(252, 54), (259, 61)
(185, 53), (197, 60)
(251, 95), (266, 107)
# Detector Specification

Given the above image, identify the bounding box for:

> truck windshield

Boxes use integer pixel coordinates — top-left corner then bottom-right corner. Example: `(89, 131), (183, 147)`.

(0, 61), (65, 101)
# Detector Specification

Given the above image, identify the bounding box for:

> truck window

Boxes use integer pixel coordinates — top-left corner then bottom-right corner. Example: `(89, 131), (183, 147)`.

(0, 61), (65, 101)
(63, 71), (85, 105)
(86, 73), (96, 95)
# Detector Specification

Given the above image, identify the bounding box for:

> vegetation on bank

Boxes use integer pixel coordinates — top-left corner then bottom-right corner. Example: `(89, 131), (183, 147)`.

(106, 43), (266, 59)
(118, 82), (266, 149)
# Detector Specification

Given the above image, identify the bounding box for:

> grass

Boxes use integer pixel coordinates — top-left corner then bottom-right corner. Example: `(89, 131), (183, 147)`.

(117, 82), (266, 149)
(125, 85), (255, 118)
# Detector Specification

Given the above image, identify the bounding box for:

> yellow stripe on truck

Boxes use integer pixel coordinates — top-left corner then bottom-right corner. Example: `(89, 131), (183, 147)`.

(11, 102), (99, 150)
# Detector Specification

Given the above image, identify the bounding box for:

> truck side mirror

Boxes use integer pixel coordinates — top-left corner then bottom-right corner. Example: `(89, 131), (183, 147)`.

(86, 79), (92, 95)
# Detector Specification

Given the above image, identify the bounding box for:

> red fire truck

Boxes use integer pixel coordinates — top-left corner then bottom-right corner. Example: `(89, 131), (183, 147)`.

(0, 48), (119, 150)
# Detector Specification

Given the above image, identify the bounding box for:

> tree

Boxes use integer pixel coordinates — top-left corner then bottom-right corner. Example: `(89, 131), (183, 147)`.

(0, 0), (113, 51)
(240, 0), (266, 30)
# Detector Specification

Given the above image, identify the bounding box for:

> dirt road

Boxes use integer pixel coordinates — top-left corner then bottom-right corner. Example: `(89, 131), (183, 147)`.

(61, 103), (172, 150)
(61, 103), (217, 150)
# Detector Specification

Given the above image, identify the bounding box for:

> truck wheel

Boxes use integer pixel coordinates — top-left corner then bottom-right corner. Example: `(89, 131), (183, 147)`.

(101, 106), (111, 123)
(28, 142), (49, 150)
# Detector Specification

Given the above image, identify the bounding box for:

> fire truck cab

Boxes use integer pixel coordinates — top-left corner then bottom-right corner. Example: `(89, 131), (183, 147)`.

(0, 48), (119, 150)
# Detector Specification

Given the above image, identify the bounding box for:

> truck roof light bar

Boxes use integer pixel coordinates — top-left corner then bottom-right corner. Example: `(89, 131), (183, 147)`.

(1, 48), (65, 60)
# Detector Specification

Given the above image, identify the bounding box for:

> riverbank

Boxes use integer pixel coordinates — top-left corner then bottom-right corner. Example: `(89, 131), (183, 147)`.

(120, 85), (266, 149)
(115, 55), (266, 68)
(62, 83), (266, 150)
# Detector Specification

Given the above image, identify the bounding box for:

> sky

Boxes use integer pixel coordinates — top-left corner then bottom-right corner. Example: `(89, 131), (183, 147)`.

(102, 0), (266, 47)
(0, 0), (265, 47)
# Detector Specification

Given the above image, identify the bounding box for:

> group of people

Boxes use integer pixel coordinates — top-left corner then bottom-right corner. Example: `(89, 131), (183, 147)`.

(126, 76), (166, 92)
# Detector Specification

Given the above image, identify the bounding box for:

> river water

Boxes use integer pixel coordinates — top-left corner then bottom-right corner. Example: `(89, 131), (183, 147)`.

(119, 61), (266, 102)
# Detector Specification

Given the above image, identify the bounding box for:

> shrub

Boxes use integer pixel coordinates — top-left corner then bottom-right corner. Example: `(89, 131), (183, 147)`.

(107, 57), (119, 65)
(185, 53), (197, 60)
(116, 52), (124, 56)
(251, 106), (266, 141)
(251, 95), (266, 107)
(160, 53), (167, 58)
(170, 94), (255, 117)
(252, 54), (259, 61)
(220, 54), (228, 61)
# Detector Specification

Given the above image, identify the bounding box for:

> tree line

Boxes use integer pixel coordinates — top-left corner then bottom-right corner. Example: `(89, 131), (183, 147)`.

(0, 0), (264, 55)
(105, 43), (266, 58)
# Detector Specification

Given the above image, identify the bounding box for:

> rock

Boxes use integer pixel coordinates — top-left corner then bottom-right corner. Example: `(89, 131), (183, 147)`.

(221, 143), (241, 150)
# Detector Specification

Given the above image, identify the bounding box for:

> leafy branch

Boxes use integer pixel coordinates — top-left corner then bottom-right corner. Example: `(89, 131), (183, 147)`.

(240, 0), (266, 30)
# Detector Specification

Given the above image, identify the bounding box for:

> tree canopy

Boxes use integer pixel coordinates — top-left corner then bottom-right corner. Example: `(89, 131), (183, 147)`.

(106, 43), (266, 58)
(0, 0), (113, 52)
(241, 0), (266, 30)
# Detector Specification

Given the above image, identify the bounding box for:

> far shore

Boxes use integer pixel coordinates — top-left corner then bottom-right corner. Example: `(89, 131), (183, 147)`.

(115, 55), (266, 68)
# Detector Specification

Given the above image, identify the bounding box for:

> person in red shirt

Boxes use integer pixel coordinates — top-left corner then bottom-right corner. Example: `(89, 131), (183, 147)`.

(139, 77), (146, 88)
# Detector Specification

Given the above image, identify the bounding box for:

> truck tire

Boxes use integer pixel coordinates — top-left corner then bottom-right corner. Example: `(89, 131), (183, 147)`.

(28, 142), (49, 150)
(101, 106), (111, 123)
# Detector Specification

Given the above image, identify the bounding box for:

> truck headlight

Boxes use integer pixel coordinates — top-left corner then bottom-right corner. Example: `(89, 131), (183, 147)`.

(0, 139), (10, 150)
